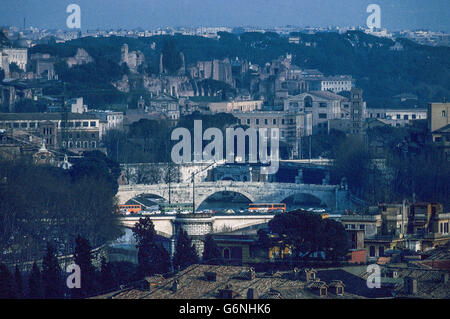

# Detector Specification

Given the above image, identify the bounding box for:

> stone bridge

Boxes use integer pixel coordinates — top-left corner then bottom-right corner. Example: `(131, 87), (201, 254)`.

(119, 213), (276, 256)
(117, 181), (350, 211)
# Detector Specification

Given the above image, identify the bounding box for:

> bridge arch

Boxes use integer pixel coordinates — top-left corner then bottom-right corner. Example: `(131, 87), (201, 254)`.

(196, 189), (255, 211)
(280, 192), (325, 207)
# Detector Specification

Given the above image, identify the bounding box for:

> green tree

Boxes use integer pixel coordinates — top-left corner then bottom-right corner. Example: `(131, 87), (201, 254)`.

(99, 257), (115, 292)
(268, 210), (348, 261)
(14, 266), (23, 299)
(28, 262), (43, 299)
(202, 235), (221, 264)
(72, 235), (96, 298)
(173, 229), (199, 271)
(161, 40), (182, 74)
(0, 263), (16, 299)
(133, 217), (171, 277)
(42, 243), (64, 299)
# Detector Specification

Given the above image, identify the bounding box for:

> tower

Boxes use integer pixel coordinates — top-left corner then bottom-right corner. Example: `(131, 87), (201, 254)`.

(350, 88), (366, 137)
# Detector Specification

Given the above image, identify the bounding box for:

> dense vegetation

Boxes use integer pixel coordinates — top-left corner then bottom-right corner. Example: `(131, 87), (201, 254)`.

(266, 210), (349, 262)
(0, 152), (123, 264)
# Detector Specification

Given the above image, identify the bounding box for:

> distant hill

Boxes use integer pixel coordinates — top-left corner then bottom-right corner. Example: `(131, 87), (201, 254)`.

(29, 31), (450, 108)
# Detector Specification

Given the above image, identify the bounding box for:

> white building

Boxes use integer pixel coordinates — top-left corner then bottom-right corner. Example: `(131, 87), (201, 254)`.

(367, 108), (427, 127)
(284, 91), (348, 134)
(0, 48), (28, 73)
(309, 76), (353, 93)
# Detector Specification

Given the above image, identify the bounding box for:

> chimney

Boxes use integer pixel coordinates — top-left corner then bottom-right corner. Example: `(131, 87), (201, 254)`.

(171, 279), (179, 293)
(247, 288), (258, 299)
(218, 285), (234, 299)
(441, 273), (448, 284)
(247, 267), (255, 280)
(204, 271), (217, 282)
(403, 277), (417, 295)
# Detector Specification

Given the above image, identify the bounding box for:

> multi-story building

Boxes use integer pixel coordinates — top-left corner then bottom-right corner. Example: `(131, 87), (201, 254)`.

(208, 100), (263, 113)
(86, 110), (124, 139)
(367, 108), (427, 127)
(232, 111), (312, 158)
(308, 75), (353, 93)
(428, 103), (449, 132)
(0, 48), (28, 72)
(0, 112), (101, 152)
(427, 103), (450, 158)
(361, 202), (450, 261)
(284, 91), (347, 134)
(148, 93), (180, 121)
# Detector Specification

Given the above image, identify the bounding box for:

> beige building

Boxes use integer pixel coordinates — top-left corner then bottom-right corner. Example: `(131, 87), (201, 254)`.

(0, 48), (28, 74)
(232, 111), (312, 158)
(208, 100), (263, 113)
(428, 102), (450, 132)
(367, 108), (427, 127)
(284, 91), (347, 134)
(0, 113), (101, 152)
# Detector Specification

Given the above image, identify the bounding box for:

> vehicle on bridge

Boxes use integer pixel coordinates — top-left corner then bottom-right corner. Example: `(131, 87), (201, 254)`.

(248, 203), (286, 213)
(118, 204), (142, 214)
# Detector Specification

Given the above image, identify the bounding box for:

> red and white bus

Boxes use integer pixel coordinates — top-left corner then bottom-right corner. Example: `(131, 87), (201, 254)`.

(248, 203), (286, 213)
(118, 204), (142, 214)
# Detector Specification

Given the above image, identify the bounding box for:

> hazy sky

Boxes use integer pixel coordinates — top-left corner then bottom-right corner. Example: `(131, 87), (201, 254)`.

(1, 0), (449, 32)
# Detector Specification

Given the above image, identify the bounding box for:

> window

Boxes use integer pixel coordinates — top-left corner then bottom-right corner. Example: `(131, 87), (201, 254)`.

(256, 119), (260, 125)
(82, 121), (88, 127)
(90, 121), (96, 127)
(304, 96), (313, 108)
(75, 121), (81, 127)
(379, 246), (385, 257)
(319, 113), (327, 119)
(412, 114), (416, 119)
(396, 114), (401, 119)
(264, 119), (268, 125)
(319, 102), (327, 108)
(247, 119), (250, 125)
(404, 115), (409, 120)
(20, 122), (27, 128)
(273, 119), (277, 125)
(282, 119), (285, 125)
(369, 246), (376, 257)
(29, 122), (36, 128)
(443, 110), (447, 117)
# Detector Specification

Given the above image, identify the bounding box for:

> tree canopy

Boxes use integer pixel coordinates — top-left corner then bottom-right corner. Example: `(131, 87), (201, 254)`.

(268, 210), (349, 261)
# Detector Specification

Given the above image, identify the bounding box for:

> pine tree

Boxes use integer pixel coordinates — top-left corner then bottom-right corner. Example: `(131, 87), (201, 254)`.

(0, 263), (17, 299)
(99, 256), (115, 293)
(202, 235), (222, 264)
(42, 242), (64, 299)
(28, 262), (43, 299)
(72, 235), (96, 298)
(14, 265), (23, 299)
(133, 217), (171, 277)
(173, 229), (199, 271)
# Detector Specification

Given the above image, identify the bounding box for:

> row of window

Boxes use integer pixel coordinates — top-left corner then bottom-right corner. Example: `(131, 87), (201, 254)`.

(239, 118), (295, 126)
(369, 113), (422, 120)
(0, 121), (97, 129)
(62, 141), (97, 149)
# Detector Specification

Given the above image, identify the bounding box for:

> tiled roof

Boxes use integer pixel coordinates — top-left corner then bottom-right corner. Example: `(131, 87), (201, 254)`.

(99, 264), (367, 299)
